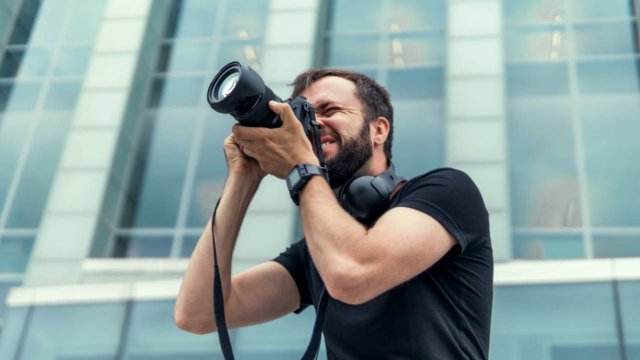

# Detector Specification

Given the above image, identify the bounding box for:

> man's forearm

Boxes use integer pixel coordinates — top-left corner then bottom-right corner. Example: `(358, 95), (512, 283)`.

(175, 172), (261, 332)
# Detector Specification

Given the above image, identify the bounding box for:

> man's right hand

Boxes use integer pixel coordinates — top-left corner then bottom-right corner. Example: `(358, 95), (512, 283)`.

(224, 133), (266, 181)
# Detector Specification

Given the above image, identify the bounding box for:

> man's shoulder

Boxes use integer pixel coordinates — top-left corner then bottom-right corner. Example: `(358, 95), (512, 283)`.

(407, 167), (473, 185)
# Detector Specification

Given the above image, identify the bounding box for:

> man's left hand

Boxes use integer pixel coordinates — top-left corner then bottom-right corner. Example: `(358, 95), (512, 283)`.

(232, 101), (320, 179)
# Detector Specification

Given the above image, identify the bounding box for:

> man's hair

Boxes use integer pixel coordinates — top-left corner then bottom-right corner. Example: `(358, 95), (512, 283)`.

(290, 69), (394, 160)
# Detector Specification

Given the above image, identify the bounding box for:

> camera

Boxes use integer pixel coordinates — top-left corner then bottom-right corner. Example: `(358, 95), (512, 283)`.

(207, 61), (317, 137)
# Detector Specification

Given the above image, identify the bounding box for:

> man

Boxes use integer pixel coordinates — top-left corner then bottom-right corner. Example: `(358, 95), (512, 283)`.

(175, 69), (493, 359)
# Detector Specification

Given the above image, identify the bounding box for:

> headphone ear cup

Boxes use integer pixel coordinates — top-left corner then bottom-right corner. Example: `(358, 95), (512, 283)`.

(339, 176), (388, 223)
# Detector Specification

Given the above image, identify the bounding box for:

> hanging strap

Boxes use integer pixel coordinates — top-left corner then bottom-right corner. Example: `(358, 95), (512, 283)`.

(210, 197), (327, 360)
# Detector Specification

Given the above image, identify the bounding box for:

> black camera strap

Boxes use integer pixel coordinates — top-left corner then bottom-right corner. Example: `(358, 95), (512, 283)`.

(210, 197), (328, 360)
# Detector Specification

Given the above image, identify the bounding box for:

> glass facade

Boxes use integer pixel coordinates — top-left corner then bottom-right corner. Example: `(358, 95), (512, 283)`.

(505, 0), (640, 259)
(114, 0), (271, 258)
(0, 0), (639, 358)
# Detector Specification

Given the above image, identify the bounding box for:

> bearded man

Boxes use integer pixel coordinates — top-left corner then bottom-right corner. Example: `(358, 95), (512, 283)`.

(175, 68), (493, 359)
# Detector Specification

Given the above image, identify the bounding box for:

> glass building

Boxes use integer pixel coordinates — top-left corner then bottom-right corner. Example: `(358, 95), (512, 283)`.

(0, 0), (639, 358)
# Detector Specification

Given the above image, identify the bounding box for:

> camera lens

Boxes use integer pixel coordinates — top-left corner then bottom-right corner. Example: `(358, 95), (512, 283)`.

(207, 61), (282, 128)
(215, 71), (240, 100)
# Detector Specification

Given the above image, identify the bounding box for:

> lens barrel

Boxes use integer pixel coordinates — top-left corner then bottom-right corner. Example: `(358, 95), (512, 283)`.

(207, 61), (282, 128)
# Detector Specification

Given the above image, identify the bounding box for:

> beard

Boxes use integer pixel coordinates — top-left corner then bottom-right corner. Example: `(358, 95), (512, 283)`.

(324, 121), (373, 189)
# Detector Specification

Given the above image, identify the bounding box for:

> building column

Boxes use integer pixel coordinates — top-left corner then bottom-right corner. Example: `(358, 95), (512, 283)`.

(445, 0), (512, 260)
(24, 0), (165, 285)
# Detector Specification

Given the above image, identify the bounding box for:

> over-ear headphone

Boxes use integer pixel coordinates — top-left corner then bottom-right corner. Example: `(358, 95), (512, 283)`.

(338, 163), (405, 225)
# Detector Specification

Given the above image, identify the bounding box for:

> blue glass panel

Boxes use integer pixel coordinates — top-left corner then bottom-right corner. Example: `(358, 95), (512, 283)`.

(214, 40), (263, 71)
(7, 0), (41, 45)
(507, 63), (569, 96)
(20, 303), (126, 359)
(619, 281), (640, 359)
(513, 234), (583, 259)
(392, 99), (443, 178)
(116, 236), (172, 258)
(505, 26), (566, 61)
(128, 112), (196, 227)
(504, 0), (565, 25)
(389, 0), (446, 30)
(580, 95), (640, 226)
(18, 47), (51, 77)
(571, 0), (633, 19)
(159, 41), (210, 73)
(186, 115), (227, 227)
(0, 279), (21, 318)
(123, 300), (223, 359)
(574, 22), (636, 56)
(0, 49), (24, 78)
(180, 235), (199, 257)
(325, 35), (380, 67)
(594, 235), (640, 258)
(387, 34), (444, 66)
(0, 306), (29, 359)
(577, 59), (640, 95)
(53, 46), (92, 76)
(0, 236), (35, 272)
(490, 283), (621, 360)
(29, 0), (68, 44)
(387, 67), (444, 100)
(62, 0), (105, 43)
(329, 0), (384, 32)
(234, 309), (320, 359)
(6, 114), (70, 228)
(149, 75), (205, 108)
(508, 96), (581, 227)
(174, 0), (218, 38)
(43, 80), (81, 110)
(221, 0), (269, 38)
(0, 114), (34, 210)
(1, 81), (41, 112)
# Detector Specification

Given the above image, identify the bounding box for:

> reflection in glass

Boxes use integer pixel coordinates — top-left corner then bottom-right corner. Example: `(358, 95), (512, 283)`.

(581, 95), (640, 226)
(126, 112), (196, 228)
(186, 115), (228, 227)
(53, 47), (92, 76)
(148, 76), (204, 108)
(504, 0), (565, 25)
(0, 114), (34, 210)
(392, 100), (443, 178)
(387, 34), (444, 66)
(505, 27), (566, 61)
(619, 281), (640, 359)
(214, 39), (263, 72)
(8, 0), (42, 45)
(157, 41), (209, 73)
(19, 303), (126, 359)
(574, 22), (636, 56)
(594, 235), (640, 258)
(0, 49), (24, 78)
(43, 80), (81, 110)
(0, 236), (35, 272)
(387, 67), (444, 100)
(124, 300), (223, 358)
(173, 0), (218, 38)
(221, 0), (269, 38)
(507, 63), (569, 96)
(62, 0), (105, 44)
(571, 0), (632, 20)
(577, 59), (640, 94)
(325, 35), (380, 67)
(508, 97), (581, 228)
(1, 81), (40, 111)
(6, 115), (70, 228)
(389, 0), (445, 30)
(329, 0), (384, 32)
(115, 236), (172, 258)
(513, 234), (583, 259)
(491, 283), (621, 360)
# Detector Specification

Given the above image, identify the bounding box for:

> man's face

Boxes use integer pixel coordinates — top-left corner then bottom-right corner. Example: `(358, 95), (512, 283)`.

(299, 76), (373, 188)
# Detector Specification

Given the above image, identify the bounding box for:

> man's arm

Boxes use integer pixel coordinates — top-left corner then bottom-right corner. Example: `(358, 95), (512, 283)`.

(298, 176), (457, 305)
(174, 136), (300, 334)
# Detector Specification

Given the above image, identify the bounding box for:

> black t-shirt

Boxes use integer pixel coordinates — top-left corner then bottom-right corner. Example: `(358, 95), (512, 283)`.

(273, 168), (493, 359)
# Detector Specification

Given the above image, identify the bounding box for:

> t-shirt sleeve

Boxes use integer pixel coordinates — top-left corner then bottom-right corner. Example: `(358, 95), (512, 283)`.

(395, 168), (489, 255)
(272, 239), (313, 313)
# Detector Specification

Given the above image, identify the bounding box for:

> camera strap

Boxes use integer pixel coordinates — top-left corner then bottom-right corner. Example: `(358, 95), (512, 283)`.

(210, 197), (328, 360)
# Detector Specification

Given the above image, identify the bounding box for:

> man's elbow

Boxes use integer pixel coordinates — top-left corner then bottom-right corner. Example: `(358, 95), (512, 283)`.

(174, 307), (217, 334)
(324, 267), (372, 305)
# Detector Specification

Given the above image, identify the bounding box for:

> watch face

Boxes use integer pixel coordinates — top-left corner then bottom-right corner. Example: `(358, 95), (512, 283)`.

(287, 170), (301, 189)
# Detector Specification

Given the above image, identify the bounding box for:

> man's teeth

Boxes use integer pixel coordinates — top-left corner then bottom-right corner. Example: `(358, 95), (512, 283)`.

(322, 142), (333, 148)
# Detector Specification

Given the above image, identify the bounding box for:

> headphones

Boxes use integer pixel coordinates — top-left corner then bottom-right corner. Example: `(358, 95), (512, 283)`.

(338, 163), (405, 225)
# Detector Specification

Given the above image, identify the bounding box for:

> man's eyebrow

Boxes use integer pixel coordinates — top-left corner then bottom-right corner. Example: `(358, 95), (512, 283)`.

(314, 100), (338, 111)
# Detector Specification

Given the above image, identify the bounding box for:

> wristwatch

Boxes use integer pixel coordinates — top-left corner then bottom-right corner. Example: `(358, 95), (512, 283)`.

(286, 163), (329, 205)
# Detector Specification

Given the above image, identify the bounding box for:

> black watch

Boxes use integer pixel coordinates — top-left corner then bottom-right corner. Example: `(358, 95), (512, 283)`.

(286, 163), (329, 205)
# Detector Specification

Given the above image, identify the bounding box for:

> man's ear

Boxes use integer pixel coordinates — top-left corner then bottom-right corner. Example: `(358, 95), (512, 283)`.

(371, 116), (390, 146)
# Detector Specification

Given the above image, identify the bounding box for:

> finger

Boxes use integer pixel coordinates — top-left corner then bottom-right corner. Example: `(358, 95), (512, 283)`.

(269, 101), (299, 128)
(233, 124), (269, 142)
